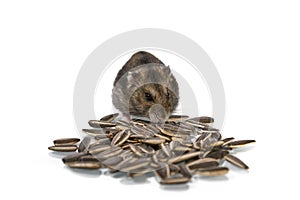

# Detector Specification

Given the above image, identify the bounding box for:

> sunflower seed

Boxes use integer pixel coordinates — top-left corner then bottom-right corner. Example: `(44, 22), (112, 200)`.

(194, 166), (229, 176)
(160, 176), (190, 185)
(111, 130), (131, 146)
(140, 137), (166, 145)
(115, 156), (138, 170)
(88, 120), (116, 128)
(102, 156), (123, 167)
(138, 144), (155, 155)
(225, 154), (249, 169)
(82, 129), (106, 136)
(100, 113), (119, 122)
(179, 163), (192, 178)
(94, 146), (123, 160)
(227, 140), (256, 148)
(166, 115), (189, 123)
(156, 125), (177, 137)
(186, 158), (219, 170)
(66, 161), (101, 169)
(131, 118), (150, 124)
(154, 164), (170, 179)
(188, 116), (214, 124)
(120, 158), (150, 172)
(53, 138), (80, 146)
(212, 140), (224, 147)
(62, 152), (87, 163)
(79, 155), (99, 162)
(128, 144), (144, 157)
(116, 120), (131, 129)
(118, 149), (133, 159)
(168, 151), (201, 164)
(88, 138), (111, 148)
(222, 137), (235, 146)
(205, 150), (229, 159)
(78, 137), (91, 152)
(172, 145), (193, 153)
(185, 120), (208, 128)
(143, 124), (160, 134)
(169, 164), (181, 174)
(154, 133), (171, 141)
(160, 143), (171, 157)
(177, 122), (195, 131)
(94, 134), (111, 140)
(48, 145), (78, 152)
(88, 144), (112, 154)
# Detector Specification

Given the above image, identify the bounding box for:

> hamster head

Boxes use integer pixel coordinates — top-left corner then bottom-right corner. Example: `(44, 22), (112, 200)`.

(129, 83), (178, 123)
(112, 63), (179, 123)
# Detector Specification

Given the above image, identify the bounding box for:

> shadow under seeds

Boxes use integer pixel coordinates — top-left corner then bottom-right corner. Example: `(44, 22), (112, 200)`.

(63, 165), (101, 178)
(194, 175), (229, 182)
(159, 184), (190, 191)
(120, 175), (151, 185)
(48, 151), (74, 159)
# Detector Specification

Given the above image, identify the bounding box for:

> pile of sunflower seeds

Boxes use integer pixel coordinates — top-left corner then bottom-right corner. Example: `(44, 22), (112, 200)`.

(48, 113), (255, 185)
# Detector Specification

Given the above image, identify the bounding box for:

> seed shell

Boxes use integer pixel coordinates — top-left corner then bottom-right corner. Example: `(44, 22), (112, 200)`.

(53, 138), (80, 146)
(168, 151), (201, 164)
(48, 145), (78, 152)
(195, 166), (229, 176)
(160, 177), (191, 185)
(179, 163), (192, 178)
(62, 152), (87, 163)
(100, 113), (119, 122)
(88, 144), (111, 154)
(66, 161), (101, 169)
(186, 158), (219, 170)
(166, 115), (189, 123)
(111, 130), (131, 146)
(78, 137), (91, 152)
(227, 140), (256, 148)
(225, 154), (249, 169)
(140, 137), (166, 145)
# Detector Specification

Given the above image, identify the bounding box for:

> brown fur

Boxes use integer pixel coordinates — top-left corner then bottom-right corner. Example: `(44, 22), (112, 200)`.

(112, 51), (179, 121)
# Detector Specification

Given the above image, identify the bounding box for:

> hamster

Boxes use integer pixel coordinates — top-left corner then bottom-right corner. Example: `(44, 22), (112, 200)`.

(112, 51), (179, 123)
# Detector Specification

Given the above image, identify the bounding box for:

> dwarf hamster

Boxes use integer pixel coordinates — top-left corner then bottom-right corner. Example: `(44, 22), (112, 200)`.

(112, 51), (179, 123)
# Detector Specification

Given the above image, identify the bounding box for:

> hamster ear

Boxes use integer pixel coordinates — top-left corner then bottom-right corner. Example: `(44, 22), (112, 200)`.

(164, 65), (171, 74)
(163, 66), (173, 84)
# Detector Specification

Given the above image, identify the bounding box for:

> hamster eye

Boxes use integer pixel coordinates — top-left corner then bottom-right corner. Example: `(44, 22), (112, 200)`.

(166, 91), (170, 100)
(144, 92), (153, 102)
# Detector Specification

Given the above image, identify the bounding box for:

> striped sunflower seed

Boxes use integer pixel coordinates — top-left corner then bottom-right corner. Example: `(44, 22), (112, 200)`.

(66, 161), (101, 169)
(78, 137), (91, 152)
(224, 154), (249, 169)
(62, 152), (87, 163)
(160, 176), (191, 185)
(48, 145), (78, 152)
(166, 115), (189, 123)
(53, 138), (80, 146)
(227, 140), (256, 148)
(100, 113), (119, 122)
(111, 130), (131, 146)
(194, 166), (229, 176)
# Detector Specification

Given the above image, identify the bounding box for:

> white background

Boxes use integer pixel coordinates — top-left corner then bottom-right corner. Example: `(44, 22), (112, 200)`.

(1, 0), (299, 199)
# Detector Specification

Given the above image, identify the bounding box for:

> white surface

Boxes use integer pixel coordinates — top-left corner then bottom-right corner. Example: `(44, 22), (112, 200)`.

(0, 0), (300, 199)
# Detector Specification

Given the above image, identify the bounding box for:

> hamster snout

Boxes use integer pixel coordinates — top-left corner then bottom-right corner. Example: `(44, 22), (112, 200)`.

(149, 104), (168, 124)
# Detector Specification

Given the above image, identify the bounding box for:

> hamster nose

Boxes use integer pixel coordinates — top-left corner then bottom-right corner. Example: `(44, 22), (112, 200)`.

(149, 104), (168, 124)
